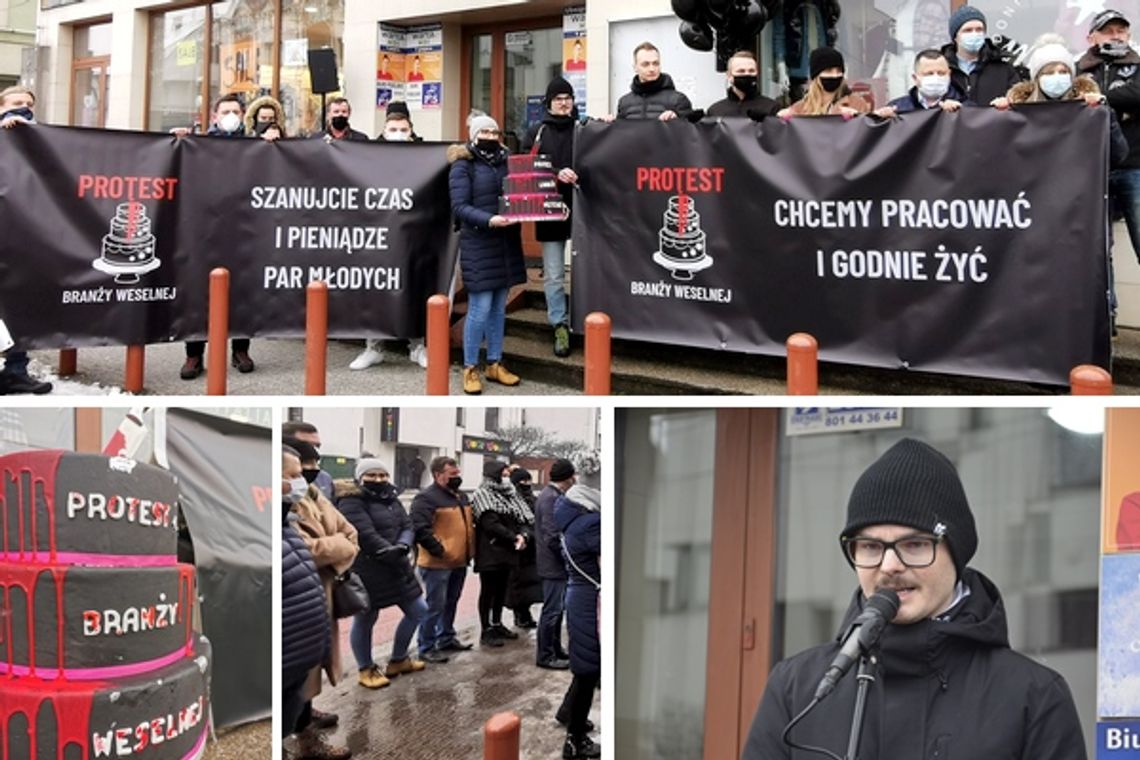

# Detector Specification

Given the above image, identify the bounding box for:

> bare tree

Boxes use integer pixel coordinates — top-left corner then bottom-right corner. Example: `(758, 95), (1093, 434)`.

(495, 425), (588, 460)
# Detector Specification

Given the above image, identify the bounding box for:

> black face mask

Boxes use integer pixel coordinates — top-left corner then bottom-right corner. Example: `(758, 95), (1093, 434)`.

(254, 120), (275, 135)
(819, 76), (844, 93)
(475, 138), (500, 153)
(301, 468), (320, 484)
(517, 483), (533, 496)
(364, 481), (399, 501)
(446, 476), (463, 492)
(732, 75), (759, 97)
(330, 115), (350, 131)
(2, 107), (33, 122)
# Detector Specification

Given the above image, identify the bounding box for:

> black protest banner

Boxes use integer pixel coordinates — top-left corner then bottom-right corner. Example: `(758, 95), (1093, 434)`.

(0, 126), (455, 348)
(571, 106), (1111, 386)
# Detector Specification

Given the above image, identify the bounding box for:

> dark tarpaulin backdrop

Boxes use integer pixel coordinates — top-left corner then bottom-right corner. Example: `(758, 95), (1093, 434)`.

(0, 126), (456, 347)
(570, 106), (1111, 386)
(162, 408), (271, 728)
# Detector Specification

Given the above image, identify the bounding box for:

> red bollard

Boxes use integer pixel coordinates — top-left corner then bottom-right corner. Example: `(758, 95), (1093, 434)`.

(584, 312), (612, 395)
(206, 267), (230, 396)
(58, 349), (77, 377)
(1070, 365), (1112, 395)
(426, 294), (450, 395)
(124, 345), (145, 393)
(483, 712), (521, 760)
(305, 281), (329, 396)
(786, 333), (819, 395)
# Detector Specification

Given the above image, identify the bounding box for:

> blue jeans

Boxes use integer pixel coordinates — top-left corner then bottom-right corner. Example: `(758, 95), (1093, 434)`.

(538, 578), (567, 663)
(0, 350), (29, 377)
(350, 595), (429, 669)
(463, 288), (507, 367)
(1110, 168), (1140, 265)
(417, 566), (466, 654)
(541, 240), (568, 326)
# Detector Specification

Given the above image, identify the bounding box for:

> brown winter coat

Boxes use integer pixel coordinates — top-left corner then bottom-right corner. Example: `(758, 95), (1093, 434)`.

(1006, 74), (1100, 104)
(410, 482), (475, 569)
(291, 485), (359, 694)
(787, 91), (872, 116)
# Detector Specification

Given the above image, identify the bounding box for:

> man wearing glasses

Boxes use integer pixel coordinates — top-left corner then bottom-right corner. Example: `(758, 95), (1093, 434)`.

(742, 438), (1086, 760)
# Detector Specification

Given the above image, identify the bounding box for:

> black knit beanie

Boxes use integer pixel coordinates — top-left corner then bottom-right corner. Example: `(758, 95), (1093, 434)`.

(840, 438), (977, 578)
(549, 458), (576, 482)
(510, 468), (532, 486)
(544, 76), (575, 107)
(483, 460), (508, 480)
(809, 47), (845, 80)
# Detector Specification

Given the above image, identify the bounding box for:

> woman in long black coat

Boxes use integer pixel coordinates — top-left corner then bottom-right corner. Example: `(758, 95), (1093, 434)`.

(472, 460), (530, 647)
(506, 467), (542, 627)
(447, 113), (526, 395)
(335, 459), (429, 689)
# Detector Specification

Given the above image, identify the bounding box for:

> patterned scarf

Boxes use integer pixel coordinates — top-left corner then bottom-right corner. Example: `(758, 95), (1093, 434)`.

(472, 477), (534, 525)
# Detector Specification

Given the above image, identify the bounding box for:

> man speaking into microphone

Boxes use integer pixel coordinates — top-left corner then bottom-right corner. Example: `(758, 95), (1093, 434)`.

(742, 438), (1086, 760)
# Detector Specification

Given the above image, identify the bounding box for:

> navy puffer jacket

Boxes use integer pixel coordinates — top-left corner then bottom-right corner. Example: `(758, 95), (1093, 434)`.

(282, 512), (329, 681)
(334, 480), (423, 611)
(555, 486), (600, 676)
(447, 142), (526, 293)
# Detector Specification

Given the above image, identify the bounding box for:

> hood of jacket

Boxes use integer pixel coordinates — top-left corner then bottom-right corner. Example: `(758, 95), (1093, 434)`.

(563, 484), (601, 512)
(1007, 74), (1100, 103)
(836, 567), (1009, 680)
(243, 95), (285, 134)
(630, 73), (677, 97)
(448, 140), (508, 166)
(333, 477), (401, 503)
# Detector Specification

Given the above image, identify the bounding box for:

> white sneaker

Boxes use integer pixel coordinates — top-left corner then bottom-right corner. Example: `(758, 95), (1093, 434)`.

(349, 342), (384, 370)
(408, 340), (428, 369)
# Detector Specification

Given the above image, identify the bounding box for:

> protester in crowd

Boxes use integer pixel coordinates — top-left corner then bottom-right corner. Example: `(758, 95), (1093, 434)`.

(707, 50), (780, 119)
(472, 460), (531, 647)
(282, 446), (352, 760)
(742, 438), (1086, 759)
(378, 100), (423, 142)
(411, 456), (475, 661)
(1079, 9), (1140, 265)
(941, 5), (1022, 105)
(535, 457), (575, 670)
(553, 454), (602, 759)
(244, 94), (285, 141)
(335, 458), (430, 689)
(507, 467), (541, 629)
(874, 49), (965, 117)
(349, 102), (428, 371)
(521, 77), (579, 358)
(0, 85), (53, 396)
(283, 421), (336, 500)
(282, 483), (330, 747)
(777, 48), (871, 118)
(447, 113), (524, 395)
(313, 97), (369, 141)
(614, 41), (694, 121)
(180, 92), (255, 380)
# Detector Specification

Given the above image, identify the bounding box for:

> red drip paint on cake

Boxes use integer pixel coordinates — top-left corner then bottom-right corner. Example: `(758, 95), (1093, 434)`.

(1, 451), (64, 563)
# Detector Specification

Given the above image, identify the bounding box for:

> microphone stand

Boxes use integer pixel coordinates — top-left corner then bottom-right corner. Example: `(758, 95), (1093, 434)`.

(843, 651), (879, 760)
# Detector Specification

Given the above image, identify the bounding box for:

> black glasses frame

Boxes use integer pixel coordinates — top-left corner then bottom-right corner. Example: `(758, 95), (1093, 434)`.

(841, 533), (944, 569)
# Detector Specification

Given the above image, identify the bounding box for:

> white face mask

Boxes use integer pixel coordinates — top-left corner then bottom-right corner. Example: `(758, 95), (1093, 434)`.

(1039, 72), (1073, 98)
(918, 74), (951, 99)
(218, 112), (242, 133)
(284, 477), (308, 503)
(959, 31), (986, 53)
(385, 131), (411, 142)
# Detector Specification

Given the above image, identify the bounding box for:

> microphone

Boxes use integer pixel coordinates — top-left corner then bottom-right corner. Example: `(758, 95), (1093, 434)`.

(813, 588), (899, 701)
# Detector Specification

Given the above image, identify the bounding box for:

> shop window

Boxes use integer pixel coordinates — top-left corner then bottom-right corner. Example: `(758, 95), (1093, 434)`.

(148, 7), (207, 132)
(279, 0), (345, 136)
(71, 21), (111, 127)
(209, 0), (277, 119)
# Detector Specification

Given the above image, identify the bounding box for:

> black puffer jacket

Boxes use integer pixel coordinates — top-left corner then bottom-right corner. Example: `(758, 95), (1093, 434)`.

(334, 480), (422, 610)
(281, 511), (329, 680)
(742, 568), (1087, 760)
(941, 41), (1023, 105)
(616, 74), (693, 120)
(555, 486), (601, 677)
(447, 142), (526, 293)
(707, 88), (780, 119)
(521, 115), (576, 242)
(1079, 46), (1140, 168)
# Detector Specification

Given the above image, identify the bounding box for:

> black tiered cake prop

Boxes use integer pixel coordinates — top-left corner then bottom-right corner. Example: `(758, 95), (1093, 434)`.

(498, 154), (569, 222)
(0, 450), (211, 760)
(92, 202), (161, 284)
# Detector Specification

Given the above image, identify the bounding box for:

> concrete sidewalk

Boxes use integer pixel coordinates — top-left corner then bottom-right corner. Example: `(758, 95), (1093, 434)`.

(310, 568), (600, 759)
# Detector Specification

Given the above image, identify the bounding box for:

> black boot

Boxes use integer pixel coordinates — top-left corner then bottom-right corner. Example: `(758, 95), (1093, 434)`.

(563, 734), (601, 759)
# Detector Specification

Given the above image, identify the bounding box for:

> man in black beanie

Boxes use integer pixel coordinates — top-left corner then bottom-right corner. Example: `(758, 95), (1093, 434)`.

(742, 438), (1086, 760)
(533, 457), (576, 669)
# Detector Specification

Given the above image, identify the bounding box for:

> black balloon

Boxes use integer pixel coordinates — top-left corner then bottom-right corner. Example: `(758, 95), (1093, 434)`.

(706, 0), (732, 20)
(672, 0), (703, 23)
(679, 20), (715, 51)
(740, 0), (767, 36)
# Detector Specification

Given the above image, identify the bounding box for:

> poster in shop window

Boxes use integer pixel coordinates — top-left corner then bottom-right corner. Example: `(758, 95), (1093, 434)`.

(219, 38), (257, 94)
(377, 23), (407, 109)
(563, 6), (587, 105)
(404, 24), (443, 110)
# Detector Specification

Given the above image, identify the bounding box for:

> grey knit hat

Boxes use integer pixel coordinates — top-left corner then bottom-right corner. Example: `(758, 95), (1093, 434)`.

(840, 438), (977, 578)
(468, 114), (500, 139)
(355, 458), (390, 481)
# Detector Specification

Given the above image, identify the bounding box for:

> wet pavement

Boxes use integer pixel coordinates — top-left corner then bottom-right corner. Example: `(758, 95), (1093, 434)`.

(309, 568), (600, 759)
(203, 719), (271, 759)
